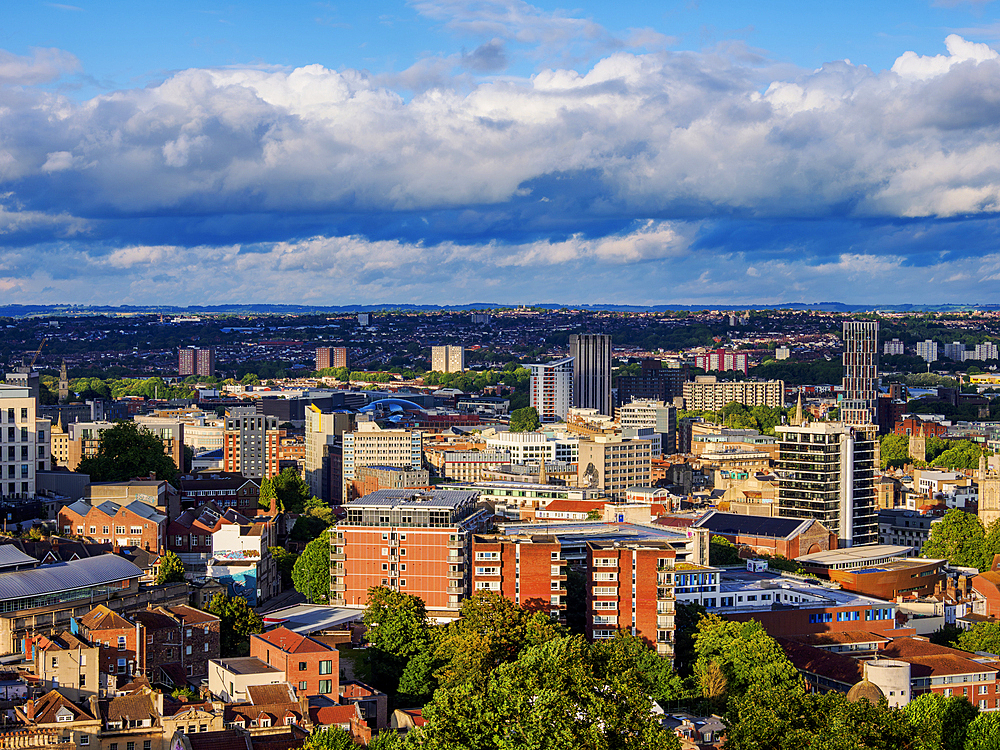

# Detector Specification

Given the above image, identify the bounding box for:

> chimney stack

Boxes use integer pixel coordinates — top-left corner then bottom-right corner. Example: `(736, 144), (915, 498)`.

(25, 699), (34, 722)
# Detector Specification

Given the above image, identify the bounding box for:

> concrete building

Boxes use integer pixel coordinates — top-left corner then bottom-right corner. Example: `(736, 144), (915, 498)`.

(617, 400), (676, 455)
(776, 422), (879, 547)
(485, 430), (579, 466)
(470, 533), (567, 619)
(694, 349), (748, 374)
(0, 383), (47, 498)
(29, 631), (103, 700)
(682, 377), (784, 413)
(775, 346), (791, 360)
(569, 334), (612, 416)
(577, 435), (652, 500)
(974, 342), (999, 361)
(916, 339), (938, 364)
(315, 347), (348, 371)
(440, 482), (602, 519)
(341, 421), (422, 502)
(223, 406), (280, 479)
(884, 338), (905, 356)
(178, 347), (215, 378)
(615, 359), (688, 407)
(209, 657), (285, 703)
(943, 342), (967, 361)
(305, 405), (354, 503)
(878, 509), (933, 553)
(431, 346), (465, 374)
(796, 546), (946, 600)
(528, 357), (573, 423)
(333, 489), (491, 611)
(842, 321), (879, 427)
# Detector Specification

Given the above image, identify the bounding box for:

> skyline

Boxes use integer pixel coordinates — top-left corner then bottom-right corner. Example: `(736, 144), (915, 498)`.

(4, 2), (1000, 304)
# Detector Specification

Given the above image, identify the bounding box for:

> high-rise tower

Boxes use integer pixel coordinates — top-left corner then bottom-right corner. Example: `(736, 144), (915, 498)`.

(842, 321), (878, 426)
(569, 334), (612, 416)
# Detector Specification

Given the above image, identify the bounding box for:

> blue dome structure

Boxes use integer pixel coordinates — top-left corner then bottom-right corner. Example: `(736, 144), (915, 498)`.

(359, 398), (426, 414)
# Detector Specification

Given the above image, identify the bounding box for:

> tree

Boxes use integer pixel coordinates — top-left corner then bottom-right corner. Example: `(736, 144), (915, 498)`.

(903, 692), (978, 750)
(880, 433), (910, 469)
(591, 631), (692, 704)
(273, 467), (311, 514)
(292, 532), (331, 604)
(673, 602), (707, 677)
(368, 732), (408, 750)
(956, 621), (1000, 655)
(508, 406), (540, 433)
(76, 421), (179, 486)
(206, 593), (263, 657)
(964, 711), (1000, 750)
(302, 727), (354, 750)
(921, 509), (988, 570)
(931, 441), (982, 470)
(290, 496), (336, 542)
(363, 587), (431, 694)
(270, 546), (296, 589)
(397, 642), (443, 706)
(156, 550), (186, 585)
(710, 535), (743, 566)
(420, 635), (679, 750)
(259, 477), (278, 511)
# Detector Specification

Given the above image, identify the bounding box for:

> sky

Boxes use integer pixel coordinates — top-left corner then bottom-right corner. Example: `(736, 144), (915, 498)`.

(5, 1), (1000, 306)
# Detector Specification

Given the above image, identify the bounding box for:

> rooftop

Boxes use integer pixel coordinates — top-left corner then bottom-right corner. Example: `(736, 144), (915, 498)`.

(0, 556), (144, 606)
(693, 511), (818, 540)
(346, 489), (481, 509)
(796, 545), (916, 568)
(211, 657), (281, 676)
(260, 604), (365, 635)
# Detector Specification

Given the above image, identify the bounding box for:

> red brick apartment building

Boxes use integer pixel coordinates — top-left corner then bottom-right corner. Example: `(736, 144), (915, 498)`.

(178, 473), (261, 512)
(332, 489), (491, 611)
(470, 534), (567, 619)
(59, 498), (166, 551)
(586, 541), (677, 658)
(251, 627), (339, 698)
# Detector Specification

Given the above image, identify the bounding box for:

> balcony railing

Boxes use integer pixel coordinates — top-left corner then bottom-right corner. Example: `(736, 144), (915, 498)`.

(330, 552), (346, 561)
(447, 568), (464, 579)
(330, 583), (346, 592)
(657, 588), (675, 600)
(447, 539), (464, 548)
(447, 583), (464, 593)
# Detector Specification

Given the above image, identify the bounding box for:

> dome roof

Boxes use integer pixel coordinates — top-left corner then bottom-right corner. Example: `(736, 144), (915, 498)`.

(359, 398), (425, 414)
(846, 679), (884, 704)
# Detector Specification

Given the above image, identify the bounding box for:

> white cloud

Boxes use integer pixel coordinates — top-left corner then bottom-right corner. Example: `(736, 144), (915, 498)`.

(0, 47), (79, 84)
(891, 34), (998, 80)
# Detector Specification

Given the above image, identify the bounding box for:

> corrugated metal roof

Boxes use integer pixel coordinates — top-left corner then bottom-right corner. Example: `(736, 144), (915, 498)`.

(64, 500), (91, 516)
(0, 554), (143, 602)
(347, 489), (480, 509)
(0, 545), (38, 569)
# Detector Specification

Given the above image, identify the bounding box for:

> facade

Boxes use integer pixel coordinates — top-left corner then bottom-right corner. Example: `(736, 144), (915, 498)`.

(304, 406), (354, 503)
(222, 406), (280, 480)
(29, 631), (103, 700)
(484, 430), (579, 466)
(878, 509), (933, 552)
(430, 346), (465, 374)
(0, 384), (45, 498)
(341, 422), (422, 502)
(682, 377), (784, 412)
(569, 334), (612, 416)
(694, 349), (748, 374)
(470, 534), (566, 618)
(916, 340), (938, 363)
(59, 499), (166, 551)
(884, 338), (905, 356)
(178, 348), (215, 378)
(528, 358), (573, 423)
(617, 401), (676, 455)
(250, 628), (339, 698)
(178, 474), (260, 513)
(428, 451), (509, 482)
(842, 321), (879, 426)
(974, 342), (999, 361)
(440, 482), (602, 519)
(692, 511), (836, 558)
(333, 489), (491, 611)
(348, 466), (430, 501)
(315, 347), (347, 371)
(776, 422), (878, 548)
(577, 435), (652, 500)
(208, 657), (284, 703)
(615, 360), (688, 407)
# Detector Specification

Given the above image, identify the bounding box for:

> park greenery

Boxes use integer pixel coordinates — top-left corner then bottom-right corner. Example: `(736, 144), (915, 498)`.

(921, 508), (1000, 571)
(292, 532), (332, 605)
(76, 421), (180, 486)
(879, 433), (983, 470)
(205, 592), (263, 657)
(508, 406), (540, 432)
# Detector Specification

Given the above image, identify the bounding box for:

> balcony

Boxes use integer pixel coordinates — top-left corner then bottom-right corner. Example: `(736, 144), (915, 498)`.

(657, 616), (675, 628)
(330, 583), (346, 593)
(448, 551), (464, 562)
(447, 583), (464, 593)
(447, 568), (464, 579)
(447, 539), (464, 549)
(657, 588), (675, 601)
(331, 596), (346, 606)
(330, 552), (346, 561)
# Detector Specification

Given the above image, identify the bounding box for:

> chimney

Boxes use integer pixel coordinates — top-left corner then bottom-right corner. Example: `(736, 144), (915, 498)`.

(149, 472), (156, 481)
(25, 699), (34, 722)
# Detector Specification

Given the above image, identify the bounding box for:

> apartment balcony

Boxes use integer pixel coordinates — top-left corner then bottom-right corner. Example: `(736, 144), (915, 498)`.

(656, 643), (675, 658)
(447, 568), (464, 579)
(447, 539), (464, 549)
(657, 588), (675, 601)
(657, 616), (675, 629)
(331, 563), (345, 572)
(550, 587), (567, 596)
(330, 552), (346, 561)
(447, 551), (464, 562)
(331, 596), (346, 606)
(447, 583), (464, 594)
(330, 583), (346, 593)
(657, 603), (675, 615)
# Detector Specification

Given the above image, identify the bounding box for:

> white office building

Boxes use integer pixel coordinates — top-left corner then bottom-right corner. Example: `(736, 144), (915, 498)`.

(529, 357), (573, 423)
(0, 384), (48, 499)
(485, 430), (579, 466)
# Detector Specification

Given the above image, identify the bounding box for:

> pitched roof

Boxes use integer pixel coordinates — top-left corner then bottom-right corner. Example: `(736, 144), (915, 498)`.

(103, 694), (157, 723)
(879, 637), (1000, 678)
(247, 684), (297, 705)
(28, 690), (96, 724)
(776, 638), (863, 687)
(0, 554), (143, 602)
(186, 730), (252, 750)
(226, 704), (302, 725)
(165, 605), (220, 625)
(693, 510), (816, 540)
(79, 604), (133, 631)
(253, 627), (333, 654)
(308, 703), (360, 727)
(131, 610), (178, 631)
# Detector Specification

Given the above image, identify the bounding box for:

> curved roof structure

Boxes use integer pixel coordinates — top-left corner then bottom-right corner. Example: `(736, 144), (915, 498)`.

(846, 679), (884, 704)
(358, 398), (425, 414)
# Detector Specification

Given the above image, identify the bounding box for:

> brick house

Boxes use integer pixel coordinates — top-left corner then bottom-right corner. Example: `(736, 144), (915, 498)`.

(78, 606), (140, 683)
(250, 628), (339, 699)
(178, 474), (261, 514)
(59, 500), (166, 552)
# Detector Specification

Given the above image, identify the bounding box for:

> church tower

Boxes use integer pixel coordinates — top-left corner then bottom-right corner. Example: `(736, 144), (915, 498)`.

(58, 360), (69, 403)
(980, 453), (1000, 529)
(908, 423), (927, 464)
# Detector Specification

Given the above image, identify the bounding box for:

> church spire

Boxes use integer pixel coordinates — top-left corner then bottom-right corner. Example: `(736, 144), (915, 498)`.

(538, 458), (548, 485)
(793, 391), (804, 426)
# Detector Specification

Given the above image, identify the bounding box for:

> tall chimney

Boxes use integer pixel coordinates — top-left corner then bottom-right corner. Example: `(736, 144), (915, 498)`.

(25, 699), (34, 722)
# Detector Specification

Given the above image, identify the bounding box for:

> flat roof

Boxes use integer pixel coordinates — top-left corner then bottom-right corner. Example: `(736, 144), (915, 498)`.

(261, 605), (366, 635)
(346, 489), (480, 509)
(796, 545), (914, 566)
(211, 657), (280, 675)
(497, 521), (693, 545)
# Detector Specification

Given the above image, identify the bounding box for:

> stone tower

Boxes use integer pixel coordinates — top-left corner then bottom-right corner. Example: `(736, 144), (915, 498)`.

(908, 423), (927, 464)
(58, 360), (69, 403)
(980, 453), (1000, 529)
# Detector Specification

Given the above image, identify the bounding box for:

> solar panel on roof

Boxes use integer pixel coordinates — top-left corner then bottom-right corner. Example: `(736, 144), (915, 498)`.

(695, 512), (804, 539)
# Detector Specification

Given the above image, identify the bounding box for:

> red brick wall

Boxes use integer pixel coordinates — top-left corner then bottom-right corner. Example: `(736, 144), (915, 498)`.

(251, 637), (339, 698)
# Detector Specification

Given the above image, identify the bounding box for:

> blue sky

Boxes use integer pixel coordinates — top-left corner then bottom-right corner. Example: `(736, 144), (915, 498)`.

(3, 0), (1000, 305)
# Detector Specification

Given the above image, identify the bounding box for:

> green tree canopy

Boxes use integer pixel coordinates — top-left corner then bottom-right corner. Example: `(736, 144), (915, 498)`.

(955, 621), (1000, 655)
(903, 692), (979, 750)
(964, 710), (1000, 750)
(710, 535), (743, 566)
(880, 433), (911, 469)
(508, 406), (541, 433)
(302, 727), (354, 750)
(76, 421), (179, 486)
(273, 467), (311, 514)
(292, 532), (331, 605)
(156, 550), (186, 585)
(205, 593), (263, 657)
(363, 587), (432, 694)
(270, 546), (296, 589)
(921, 509), (988, 570)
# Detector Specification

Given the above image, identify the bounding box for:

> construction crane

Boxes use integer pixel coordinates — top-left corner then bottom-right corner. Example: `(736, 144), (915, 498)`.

(27, 338), (46, 368)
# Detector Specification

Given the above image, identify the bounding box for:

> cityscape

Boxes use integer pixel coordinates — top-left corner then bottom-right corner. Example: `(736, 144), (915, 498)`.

(6, 0), (1000, 748)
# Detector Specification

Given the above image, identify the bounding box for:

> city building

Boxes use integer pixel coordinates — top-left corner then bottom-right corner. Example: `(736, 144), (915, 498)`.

(796, 546), (946, 600)
(470, 533), (566, 619)
(484, 430), (579, 466)
(58, 497), (166, 551)
(775, 346), (791, 360)
(943, 342), (967, 361)
(178, 473), (261, 514)
(973, 342), (999, 361)
(250, 627), (339, 698)
(694, 349), (748, 374)
(528, 357), (573, 423)
(692, 511), (837, 558)
(223, 406), (280, 479)
(440, 482), (602, 519)
(0, 383), (47, 498)
(569, 334), (612, 416)
(332, 489), (491, 611)
(681, 377), (785, 413)
(315, 347), (348, 371)
(348, 465), (430, 499)
(878, 509), (933, 553)
(357, 313), (370, 326)
(577, 435), (652, 500)
(615, 359), (688, 407)
(341, 421), (422, 502)
(775, 422), (878, 547)
(28, 631), (103, 700)
(617, 400), (676, 455)
(304, 405), (354, 504)
(916, 339), (938, 364)
(842, 321), (879, 426)
(884, 338), (905, 356)
(178, 348), (215, 378)
(430, 346), (465, 374)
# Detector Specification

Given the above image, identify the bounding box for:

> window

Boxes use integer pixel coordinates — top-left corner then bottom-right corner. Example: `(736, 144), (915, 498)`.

(318, 680), (332, 694)
(80, 736), (89, 746)
(118, 658), (126, 673)
(56, 714), (71, 723)
(204, 643), (209, 652)
(80, 674), (86, 688)
(299, 662), (307, 671)
(186, 645), (192, 655)
(127, 742), (135, 750)
(319, 660), (333, 675)
(299, 681), (307, 691)
(118, 636), (126, 650)
(200, 726), (207, 733)
(144, 742), (151, 750)
(111, 744), (118, 750)
(51, 656), (57, 668)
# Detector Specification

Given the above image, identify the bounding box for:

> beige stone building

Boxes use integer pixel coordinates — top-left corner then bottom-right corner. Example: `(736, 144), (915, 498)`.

(577, 435), (652, 500)
(30, 632), (103, 701)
